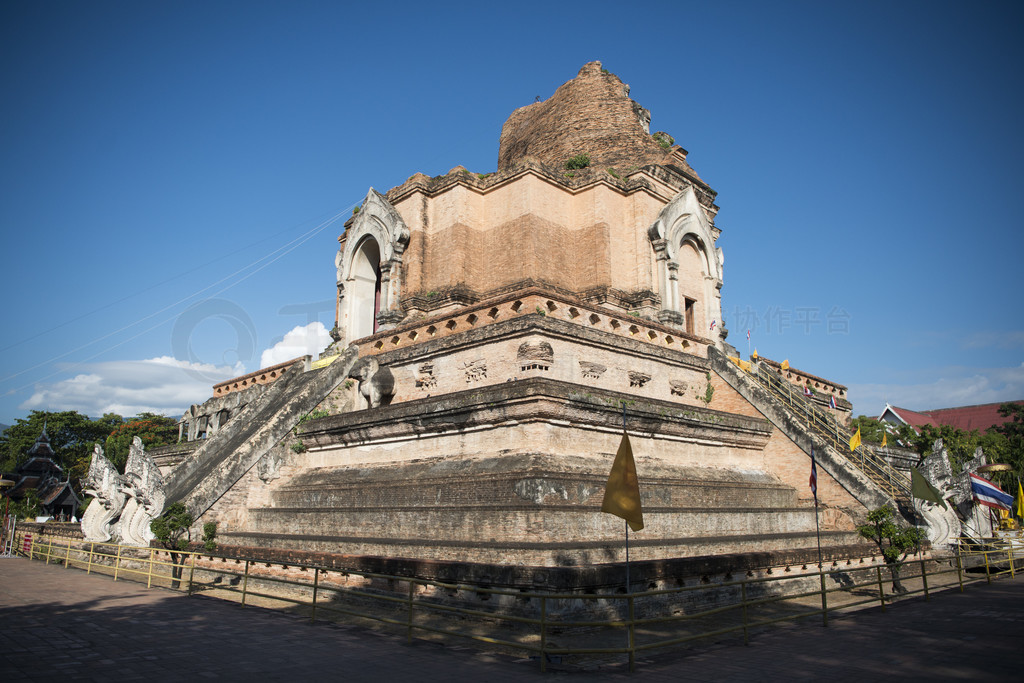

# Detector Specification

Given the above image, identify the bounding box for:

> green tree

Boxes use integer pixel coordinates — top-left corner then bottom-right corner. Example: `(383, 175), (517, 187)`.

(0, 411), (120, 483)
(7, 489), (42, 521)
(103, 413), (178, 471)
(850, 416), (888, 444)
(910, 423), (1009, 475)
(857, 505), (924, 594)
(850, 416), (916, 447)
(992, 402), (1024, 488)
(151, 502), (194, 589)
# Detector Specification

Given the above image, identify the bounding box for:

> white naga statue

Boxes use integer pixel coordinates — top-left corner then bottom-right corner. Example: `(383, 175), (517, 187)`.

(81, 437), (166, 547)
(80, 444), (126, 543)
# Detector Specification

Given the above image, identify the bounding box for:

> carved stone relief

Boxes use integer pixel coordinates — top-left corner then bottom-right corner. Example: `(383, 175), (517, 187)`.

(463, 360), (487, 383)
(669, 380), (688, 396)
(518, 342), (553, 371)
(579, 361), (606, 379)
(415, 362), (437, 390)
(628, 371), (651, 388)
(257, 448), (284, 483)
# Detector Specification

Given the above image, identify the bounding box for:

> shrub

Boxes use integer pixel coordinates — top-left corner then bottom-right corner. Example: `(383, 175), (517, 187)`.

(202, 522), (217, 552)
(565, 153), (591, 170)
(653, 132), (675, 149)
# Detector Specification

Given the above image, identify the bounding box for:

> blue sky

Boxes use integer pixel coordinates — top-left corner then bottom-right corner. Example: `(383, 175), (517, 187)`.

(1, 1), (1022, 425)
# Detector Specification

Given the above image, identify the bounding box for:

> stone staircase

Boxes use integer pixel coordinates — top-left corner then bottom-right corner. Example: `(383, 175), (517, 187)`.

(162, 345), (361, 517)
(710, 347), (910, 512)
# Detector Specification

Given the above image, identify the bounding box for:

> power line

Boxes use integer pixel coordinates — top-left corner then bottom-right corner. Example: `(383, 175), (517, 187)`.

(2, 204), (352, 390)
(0, 206), (347, 354)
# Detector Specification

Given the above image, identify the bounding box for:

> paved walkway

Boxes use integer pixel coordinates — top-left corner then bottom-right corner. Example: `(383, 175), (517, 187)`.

(1, 557), (1021, 681)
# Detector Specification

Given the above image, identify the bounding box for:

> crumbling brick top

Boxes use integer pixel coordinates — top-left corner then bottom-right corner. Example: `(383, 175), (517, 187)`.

(497, 62), (706, 185)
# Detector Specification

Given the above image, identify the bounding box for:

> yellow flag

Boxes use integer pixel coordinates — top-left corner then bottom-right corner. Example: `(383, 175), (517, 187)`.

(849, 428), (862, 451)
(781, 359), (790, 370)
(752, 349), (758, 360)
(1017, 480), (1024, 520)
(881, 433), (887, 448)
(739, 359), (751, 372)
(601, 432), (644, 531)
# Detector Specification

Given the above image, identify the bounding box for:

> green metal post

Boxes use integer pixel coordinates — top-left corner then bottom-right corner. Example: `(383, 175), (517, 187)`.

(187, 552), (197, 595)
(876, 565), (885, 611)
(241, 560), (250, 606)
(628, 595), (636, 672)
(819, 567), (829, 627)
(311, 568), (320, 623)
(920, 559), (929, 600)
(741, 580), (750, 645)
(540, 597), (547, 673)
(406, 578), (414, 642)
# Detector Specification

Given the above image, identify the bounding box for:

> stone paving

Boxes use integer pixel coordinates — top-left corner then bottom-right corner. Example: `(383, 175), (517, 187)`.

(1, 557), (1021, 681)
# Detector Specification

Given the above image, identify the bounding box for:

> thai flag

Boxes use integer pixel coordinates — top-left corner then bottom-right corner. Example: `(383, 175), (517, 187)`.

(710, 320), (717, 331)
(746, 329), (750, 341)
(803, 386), (812, 396)
(809, 448), (818, 502)
(829, 395), (837, 409)
(970, 473), (1014, 510)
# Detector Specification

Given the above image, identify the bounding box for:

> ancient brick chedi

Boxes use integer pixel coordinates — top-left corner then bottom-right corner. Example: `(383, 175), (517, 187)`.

(123, 63), (934, 583)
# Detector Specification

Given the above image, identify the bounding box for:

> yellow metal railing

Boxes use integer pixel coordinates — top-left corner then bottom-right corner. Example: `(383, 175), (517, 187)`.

(15, 533), (1022, 672)
(741, 360), (911, 502)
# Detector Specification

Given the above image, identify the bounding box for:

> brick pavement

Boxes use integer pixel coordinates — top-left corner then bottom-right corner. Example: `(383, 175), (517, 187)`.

(1, 557), (1021, 681)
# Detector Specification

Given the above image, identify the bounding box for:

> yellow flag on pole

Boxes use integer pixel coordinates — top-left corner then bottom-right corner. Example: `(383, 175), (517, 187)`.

(601, 432), (645, 532)
(751, 349), (758, 360)
(1017, 480), (1024, 520)
(849, 428), (862, 451)
(781, 359), (790, 370)
(881, 433), (887, 448)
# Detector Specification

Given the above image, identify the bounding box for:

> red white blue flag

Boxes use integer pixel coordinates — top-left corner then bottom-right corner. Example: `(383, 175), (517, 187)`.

(970, 473), (1014, 510)
(746, 329), (750, 341)
(829, 395), (837, 409)
(803, 386), (812, 396)
(809, 448), (818, 503)
(710, 320), (716, 331)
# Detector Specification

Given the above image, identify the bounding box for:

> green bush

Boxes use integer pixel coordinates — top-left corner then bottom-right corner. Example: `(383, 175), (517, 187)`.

(565, 153), (591, 170)
(202, 522), (217, 552)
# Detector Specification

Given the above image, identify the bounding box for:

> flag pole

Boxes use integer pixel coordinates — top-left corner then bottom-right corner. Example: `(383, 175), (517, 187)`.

(812, 450), (823, 570)
(623, 402), (630, 595)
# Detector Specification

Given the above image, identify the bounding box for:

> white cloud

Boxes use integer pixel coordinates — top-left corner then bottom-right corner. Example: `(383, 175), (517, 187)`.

(259, 322), (332, 369)
(848, 363), (1024, 418)
(19, 356), (244, 418)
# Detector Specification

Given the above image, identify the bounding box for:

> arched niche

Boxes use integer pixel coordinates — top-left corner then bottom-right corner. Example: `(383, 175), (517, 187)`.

(677, 236), (708, 336)
(335, 189), (410, 343)
(350, 236), (382, 339)
(647, 186), (724, 343)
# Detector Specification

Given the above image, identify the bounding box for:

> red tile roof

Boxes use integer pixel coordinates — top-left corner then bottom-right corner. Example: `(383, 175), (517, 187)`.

(884, 401), (1022, 434)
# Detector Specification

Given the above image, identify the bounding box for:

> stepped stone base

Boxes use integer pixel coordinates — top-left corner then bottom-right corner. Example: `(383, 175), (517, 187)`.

(217, 451), (863, 567)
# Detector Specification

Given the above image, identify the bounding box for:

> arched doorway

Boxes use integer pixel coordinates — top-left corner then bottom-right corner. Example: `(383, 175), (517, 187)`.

(677, 237), (708, 336)
(350, 236), (382, 339)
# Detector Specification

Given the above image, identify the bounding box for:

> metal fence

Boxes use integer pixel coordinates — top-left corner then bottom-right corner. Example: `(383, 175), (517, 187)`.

(15, 533), (1021, 672)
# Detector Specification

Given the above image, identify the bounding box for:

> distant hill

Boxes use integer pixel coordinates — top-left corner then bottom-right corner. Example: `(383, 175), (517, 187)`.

(0, 423), (9, 435)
